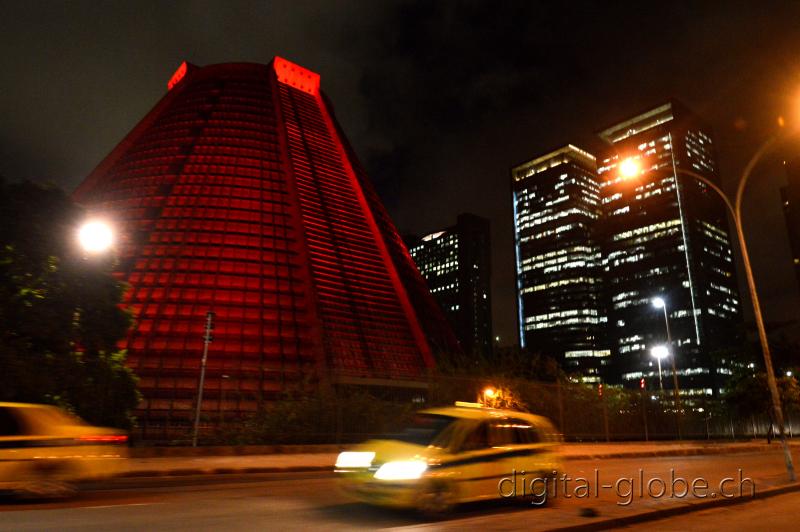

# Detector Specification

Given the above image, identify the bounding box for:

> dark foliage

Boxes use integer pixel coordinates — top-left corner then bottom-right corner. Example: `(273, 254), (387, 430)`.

(0, 180), (139, 428)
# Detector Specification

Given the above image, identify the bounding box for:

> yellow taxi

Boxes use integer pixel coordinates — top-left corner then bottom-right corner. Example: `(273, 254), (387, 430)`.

(0, 402), (129, 497)
(335, 402), (561, 514)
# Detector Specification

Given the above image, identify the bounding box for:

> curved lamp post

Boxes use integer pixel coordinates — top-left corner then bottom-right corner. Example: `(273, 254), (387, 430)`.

(620, 133), (796, 480)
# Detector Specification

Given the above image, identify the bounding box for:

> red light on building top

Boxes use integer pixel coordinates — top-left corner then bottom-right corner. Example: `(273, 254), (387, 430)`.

(273, 56), (320, 96)
(167, 61), (189, 91)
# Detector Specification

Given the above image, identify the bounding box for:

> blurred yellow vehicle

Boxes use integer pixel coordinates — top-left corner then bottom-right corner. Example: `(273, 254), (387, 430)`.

(335, 402), (561, 515)
(0, 402), (129, 497)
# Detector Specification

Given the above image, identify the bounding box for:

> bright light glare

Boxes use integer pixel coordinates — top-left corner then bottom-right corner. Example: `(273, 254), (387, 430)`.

(373, 460), (428, 481)
(619, 158), (641, 178)
(78, 221), (113, 253)
(652, 297), (665, 309)
(483, 387), (496, 398)
(651, 345), (669, 360)
(335, 451), (375, 469)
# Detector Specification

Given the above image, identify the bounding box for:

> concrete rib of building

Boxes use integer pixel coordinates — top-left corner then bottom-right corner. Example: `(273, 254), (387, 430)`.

(513, 100), (743, 398)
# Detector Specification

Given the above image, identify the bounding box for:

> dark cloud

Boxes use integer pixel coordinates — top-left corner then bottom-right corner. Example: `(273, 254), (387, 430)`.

(1, 1), (800, 344)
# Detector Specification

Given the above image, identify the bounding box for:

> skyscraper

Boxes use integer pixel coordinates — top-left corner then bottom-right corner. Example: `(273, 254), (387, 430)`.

(73, 58), (458, 432)
(781, 158), (800, 289)
(511, 145), (607, 379)
(408, 214), (493, 357)
(597, 100), (740, 398)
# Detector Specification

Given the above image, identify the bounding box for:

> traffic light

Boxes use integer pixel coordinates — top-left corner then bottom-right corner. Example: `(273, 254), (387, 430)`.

(598, 383), (603, 397)
(640, 378), (646, 390)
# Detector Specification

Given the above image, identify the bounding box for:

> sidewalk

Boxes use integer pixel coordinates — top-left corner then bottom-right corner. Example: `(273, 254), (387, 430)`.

(388, 443), (800, 531)
(118, 440), (800, 478)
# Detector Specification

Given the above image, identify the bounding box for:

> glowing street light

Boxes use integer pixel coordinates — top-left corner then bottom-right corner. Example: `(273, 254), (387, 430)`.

(78, 220), (113, 253)
(619, 157), (641, 178)
(651, 345), (669, 359)
(479, 386), (497, 407)
(650, 345), (669, 391)
(651, 297), (665, 309)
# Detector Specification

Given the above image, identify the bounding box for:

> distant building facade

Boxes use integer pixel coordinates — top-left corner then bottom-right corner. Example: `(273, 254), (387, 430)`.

(781, 158), (800, 289)
(511, 145), (607, 381)
(408, 214), (493, 357)
(596, 100), (741, 398)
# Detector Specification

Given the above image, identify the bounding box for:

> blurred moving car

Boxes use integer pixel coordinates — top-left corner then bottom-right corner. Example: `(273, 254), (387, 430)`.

(335, 402), (561, 515)
(0, 402), (129, 497)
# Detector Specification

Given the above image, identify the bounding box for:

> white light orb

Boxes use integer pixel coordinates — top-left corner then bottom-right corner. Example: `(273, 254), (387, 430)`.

(78, 221), (113, 253)
(619, 158), (641, 178)
(651, 345), (669, 359)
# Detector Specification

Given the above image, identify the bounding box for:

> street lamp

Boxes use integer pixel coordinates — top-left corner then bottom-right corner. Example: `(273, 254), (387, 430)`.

(650, 345), (669, 391)
(619, 136), (797, 480)
(652, 297), (681, 412)
(619, 157), (641, 179)
(479, 386), (499, 407)
(78, 220), (113, 253)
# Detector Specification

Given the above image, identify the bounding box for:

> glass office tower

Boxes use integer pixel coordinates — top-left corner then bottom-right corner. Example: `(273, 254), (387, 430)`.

(781, 158), (800, 289)
(597, 100), (740, 398)
(409, 213), (493, 357)
(512, 145), (607, 380)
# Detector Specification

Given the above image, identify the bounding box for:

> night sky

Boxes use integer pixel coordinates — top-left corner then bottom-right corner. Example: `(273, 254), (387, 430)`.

(2, 1), (800, 346)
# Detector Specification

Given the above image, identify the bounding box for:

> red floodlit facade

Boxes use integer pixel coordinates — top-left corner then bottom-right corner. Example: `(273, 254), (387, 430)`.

(74, 58), (458, 432)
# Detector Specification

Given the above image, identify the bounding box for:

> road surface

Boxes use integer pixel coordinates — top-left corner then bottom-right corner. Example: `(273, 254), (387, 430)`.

(617, 490), (800, 530)
(0, 451), (796, 531)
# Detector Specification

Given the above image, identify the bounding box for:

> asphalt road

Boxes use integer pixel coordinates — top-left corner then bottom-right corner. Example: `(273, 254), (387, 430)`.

(0, 451), (796, 531)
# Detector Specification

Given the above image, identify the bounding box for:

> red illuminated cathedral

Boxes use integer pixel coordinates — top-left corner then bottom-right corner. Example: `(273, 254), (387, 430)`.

(74, 58), (458, 432)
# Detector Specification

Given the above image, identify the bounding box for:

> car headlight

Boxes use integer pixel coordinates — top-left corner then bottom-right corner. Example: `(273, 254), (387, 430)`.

(335, 451), (375, 469)
(373, 460), (428, 481)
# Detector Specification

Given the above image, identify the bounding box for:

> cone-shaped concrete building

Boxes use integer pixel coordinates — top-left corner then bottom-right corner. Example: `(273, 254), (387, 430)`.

(74, 58), (458, 432)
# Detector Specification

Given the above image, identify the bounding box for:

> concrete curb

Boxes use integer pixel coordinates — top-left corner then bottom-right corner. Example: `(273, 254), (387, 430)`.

(544, 481), (800, 531)
(116, 465), (332, 478)
(128, 441), (798, 459)
(562, 443), (791, 461)
(129, 444), (345, 458)
(115, 443), (796, 479)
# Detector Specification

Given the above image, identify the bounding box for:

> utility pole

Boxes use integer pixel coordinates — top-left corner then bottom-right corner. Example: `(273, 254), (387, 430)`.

(661, 304), (682, 440)
(192, 311), (215, 447)
(640, 378), (649, 442)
